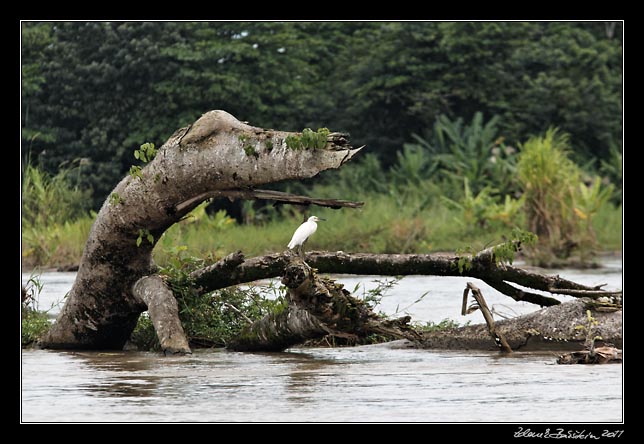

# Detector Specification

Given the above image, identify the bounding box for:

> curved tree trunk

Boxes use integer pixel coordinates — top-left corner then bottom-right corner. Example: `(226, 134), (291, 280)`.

(40, 111), (361, 350)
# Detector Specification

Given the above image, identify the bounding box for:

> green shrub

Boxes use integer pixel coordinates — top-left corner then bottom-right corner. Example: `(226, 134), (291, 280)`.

(517, 128), (614, 266)
(22, 162), (92, 227)
(131, 246), (287, 350)
(408, 112), (518, 197)
(22, 309), (51, 346)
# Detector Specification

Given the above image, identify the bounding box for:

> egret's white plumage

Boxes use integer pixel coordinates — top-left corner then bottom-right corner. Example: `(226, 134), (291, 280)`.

(288, 216), (324, 254)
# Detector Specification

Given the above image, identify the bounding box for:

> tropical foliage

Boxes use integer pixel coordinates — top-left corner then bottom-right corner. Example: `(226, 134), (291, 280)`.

(22, 22), (622, 208)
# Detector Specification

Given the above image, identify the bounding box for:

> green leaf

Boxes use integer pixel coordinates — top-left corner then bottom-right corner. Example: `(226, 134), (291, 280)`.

(109, 192), (121, 206)
(147, 233), (154, 244)
(136, 236), (142, 247)
(134, 150), (140, 160)
(129, 165), (143, 180)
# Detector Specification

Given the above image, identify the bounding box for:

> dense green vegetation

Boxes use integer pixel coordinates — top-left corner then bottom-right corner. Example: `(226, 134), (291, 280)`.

(517, 129), (615, 266)
(130, 248), (288, 350)
(21, 163), (93, 266)
(22, 22), (622, 208)
(21, 22), (622, 351)
(21, 21), (622, 269)
(22, 124), (621, 270)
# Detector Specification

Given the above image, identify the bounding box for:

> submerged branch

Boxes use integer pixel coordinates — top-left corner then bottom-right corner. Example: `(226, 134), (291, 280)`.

(463, 282), (512, 353)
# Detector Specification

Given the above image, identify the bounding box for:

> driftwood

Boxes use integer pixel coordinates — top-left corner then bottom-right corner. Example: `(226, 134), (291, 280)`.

(193, 249), (620, 353)
(190, 249), (617, 306)
(556, 346), (622, 364)
(228, 258), (419, 352)
(418, 298), (622, 351)
(40, 110), (362, 351)
(462, 282), (512, 353)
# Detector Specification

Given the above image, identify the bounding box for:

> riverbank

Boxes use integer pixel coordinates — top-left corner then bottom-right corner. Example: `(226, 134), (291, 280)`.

(21, 197), (622, 271)
(22, 257), (622, 337)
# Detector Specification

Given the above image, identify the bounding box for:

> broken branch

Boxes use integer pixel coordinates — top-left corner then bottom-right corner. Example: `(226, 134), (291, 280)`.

(175, 189), (364, 214)
(463, 282), (512, 353)
(132, 275), (191, 355)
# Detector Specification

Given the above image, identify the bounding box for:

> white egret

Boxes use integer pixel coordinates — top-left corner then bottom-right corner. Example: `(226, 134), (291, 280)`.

(287, 216), (325, 257)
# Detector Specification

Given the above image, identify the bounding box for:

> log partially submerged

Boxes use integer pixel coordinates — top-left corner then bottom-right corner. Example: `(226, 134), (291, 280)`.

(193, 249), (620, 353)
(132, 276), (191, 355)
(418, 298), (622, 351)
(228, 258), (419, 352)
(556, 346), (622, 364)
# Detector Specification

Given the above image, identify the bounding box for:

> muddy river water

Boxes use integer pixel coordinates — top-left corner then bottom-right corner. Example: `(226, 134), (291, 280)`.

(21, 259), (622, 422)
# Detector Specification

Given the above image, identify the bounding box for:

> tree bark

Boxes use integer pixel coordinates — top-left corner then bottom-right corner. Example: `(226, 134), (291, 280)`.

(132, 276), (191, 355)
(417, 298), (622, 351)
(40, 110), (361, 350)
(190, 250), (618, 307)
(227, 258), (418, 352)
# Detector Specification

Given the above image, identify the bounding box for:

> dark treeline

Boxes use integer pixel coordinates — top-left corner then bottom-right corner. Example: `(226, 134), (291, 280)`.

(22, 21), (622, 208)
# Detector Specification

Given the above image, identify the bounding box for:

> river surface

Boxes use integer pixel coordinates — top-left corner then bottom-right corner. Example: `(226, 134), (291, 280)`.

(21, 258), (623, 423)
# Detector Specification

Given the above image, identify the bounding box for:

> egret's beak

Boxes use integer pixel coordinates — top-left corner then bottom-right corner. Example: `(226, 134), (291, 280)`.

(318, 217), (326, 221)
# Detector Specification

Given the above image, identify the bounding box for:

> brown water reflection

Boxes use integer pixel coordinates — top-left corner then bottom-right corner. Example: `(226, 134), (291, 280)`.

(22, 347), (622, 423)
(66, 352), (161, 398)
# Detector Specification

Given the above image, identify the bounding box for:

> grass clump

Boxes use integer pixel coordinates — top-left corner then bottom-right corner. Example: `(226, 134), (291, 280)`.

(285, 128), (329, 150)
(517, 128), (615, 266)
(21, 273), (52, 346)
(417, 318), (468, 332)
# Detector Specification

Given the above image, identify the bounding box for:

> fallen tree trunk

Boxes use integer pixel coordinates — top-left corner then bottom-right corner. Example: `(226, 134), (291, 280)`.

(416, 298), (622, 351)
(40, 110), (361, 350)
(190, 250), (618, 307)
(228, 258), (419, 352)
(194, 249), (620, 353)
